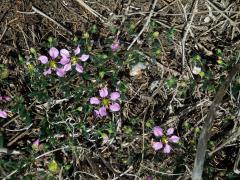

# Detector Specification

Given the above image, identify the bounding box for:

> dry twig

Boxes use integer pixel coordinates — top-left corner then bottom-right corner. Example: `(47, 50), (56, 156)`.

(192, 63), (240, 180)
(206, 0), (240, 29)
(181, 0), (199, 68)
(234, 148), (240, 174)
(209, 126), (240, 156)
(127, 0), (158, 50)
(74, 0), (107, 23)
(0, 148), (22, 155)
(32, 5), (73, 35)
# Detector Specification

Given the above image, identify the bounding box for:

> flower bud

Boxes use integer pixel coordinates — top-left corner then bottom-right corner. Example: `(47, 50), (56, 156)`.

(30, 47), (37, 57)
(152, 31), (159, 38)
(83, 32), (89, 39)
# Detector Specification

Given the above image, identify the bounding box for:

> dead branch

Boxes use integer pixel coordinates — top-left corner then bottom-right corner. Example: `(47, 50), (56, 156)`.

(32, 5), (73, 35)
(127, 0), (158, 50)
(192, 63), (240, 180)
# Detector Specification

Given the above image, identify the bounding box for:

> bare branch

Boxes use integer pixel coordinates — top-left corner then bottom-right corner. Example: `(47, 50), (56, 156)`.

(192, 63), (240, 180)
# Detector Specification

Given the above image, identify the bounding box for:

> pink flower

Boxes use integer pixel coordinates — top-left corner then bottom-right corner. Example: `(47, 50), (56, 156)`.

(153, 126), (163, 137)
(59, 45), (89, 74)
(32, 139), (40, 151)
(0, 95), (11, 119)
(0, 95), (11, 102)
(99, 87), (108, 98)
(152, 126), (180, 154)
(3, 96), (11, 101)
(146, 176), (153, 180)
(56, 68), (66, 77)
(38, 47), (65, 77)
(38, 47), (59, 64)
(152, 142), (163, 151)
(111, 39), (120, 52)
(90, 97), (100, 105)
(90, 87), (121, 118)
(109, 103), (120, 111)
(0, 110), (7, 118)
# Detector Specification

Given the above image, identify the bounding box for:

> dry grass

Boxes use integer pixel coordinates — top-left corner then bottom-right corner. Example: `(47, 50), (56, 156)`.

(0, 0), (240, 179)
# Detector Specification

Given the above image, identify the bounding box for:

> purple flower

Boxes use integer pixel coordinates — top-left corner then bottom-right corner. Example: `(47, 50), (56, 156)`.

(146, 176), (153, 180)
(90, 87), (120, 118)
(0, 95), (11, 119)
(0, 109), (7, 118)
(3, 96), (11, 101)
(153, 126), (163, 137)
(0, 95), (11, 102)
(111, 39), (120, 52)
(38, 47), (65, 77)
(32, 139), (40, 150)
(99, 87), (108, 98)
(152, 141), (163, 151)
(152, 126), (180, 154)
(38, 47), (59, 64)
(59, 45), (89, 74)
(56, 68), (66, 77)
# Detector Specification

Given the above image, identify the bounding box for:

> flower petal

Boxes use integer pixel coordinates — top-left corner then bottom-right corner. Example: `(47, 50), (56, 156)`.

(59, 57), (70, 65)
(56, 68), (65, 77)
(102, 134), (109, 144)
(109, 103), (120, 112)
(110, 92), (120, 101)
(80, 54), (89, 62)
(75, 64), (83, 73)
(38, 55), (48, 64)
(74, 45), (80, 55)
(64, 63), (72, 72)
(167, 128), (174, 136)
(99, 106), (107, 117)
(111, 40), (120, 52)
(49, 47), (59, 59)
(152, 141), (163, 151)
(99, 87), (108, 98)
(3, 96), (11, 101)
(146, 176), (153, 180)
(60, 49), (70, 58)
(43, 68), (52, 76)
(163, 144), (171, 154)
(32, 139), (40, 149)
(94, 110), (100, 118)
(0, 110), (7, 118)
(90, 97), (100, 105)
(169, 135), (180, 143)
(153, 126), (163, 137)
(192, 66), (201, 75)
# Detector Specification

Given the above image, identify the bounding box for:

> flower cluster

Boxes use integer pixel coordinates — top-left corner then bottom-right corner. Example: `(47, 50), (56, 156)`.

(152, 126), (180, 153)
(90, 87), (120, 118)
(38, 46), (89, 77)
(0, 95), (11, 119)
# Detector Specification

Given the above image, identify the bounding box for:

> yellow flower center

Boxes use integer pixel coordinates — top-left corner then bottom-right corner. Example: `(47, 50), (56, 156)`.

(49, 60), (57, 69)
(27, 64), (34, 71)
(102, 98), (110, 106)
(71, 56), (78, 65)
(162, 136), (168, 144)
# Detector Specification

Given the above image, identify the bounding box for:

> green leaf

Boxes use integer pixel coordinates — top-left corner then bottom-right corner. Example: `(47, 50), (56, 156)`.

(48, 159), (59, 173)
(165, 76), (177, 89)
(0, 133), (4, 148)
(0, 67), (9, 80)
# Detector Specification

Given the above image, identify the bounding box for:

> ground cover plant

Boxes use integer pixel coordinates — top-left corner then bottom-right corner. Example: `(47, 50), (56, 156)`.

(0, 0), (240, 179)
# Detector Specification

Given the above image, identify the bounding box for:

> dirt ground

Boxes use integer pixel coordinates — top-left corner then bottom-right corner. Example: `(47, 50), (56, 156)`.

(1, 0), (240, 179)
